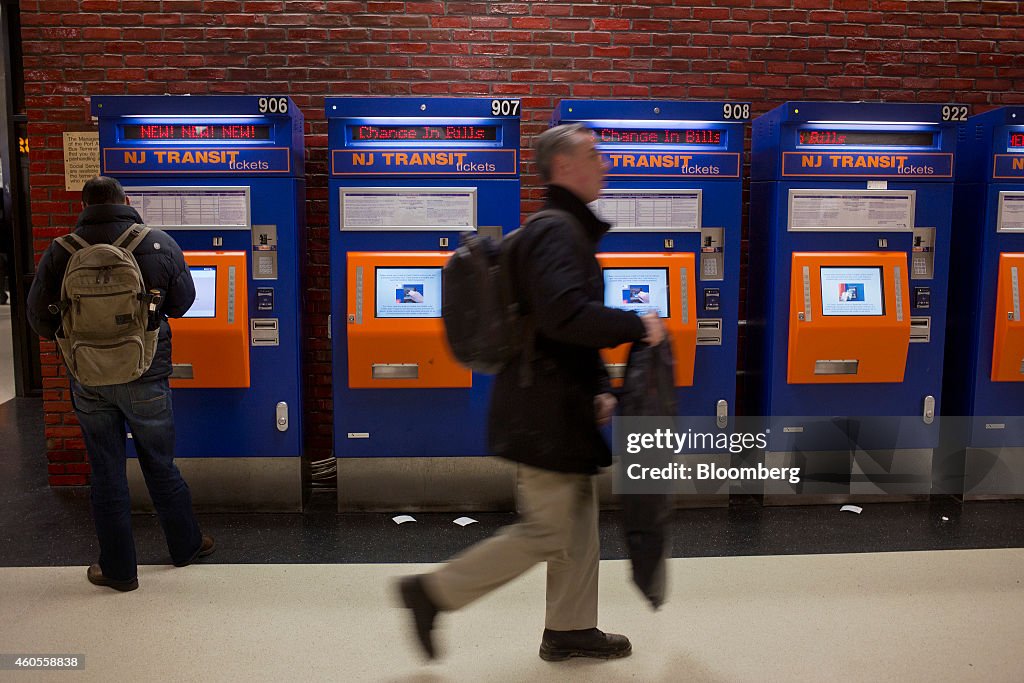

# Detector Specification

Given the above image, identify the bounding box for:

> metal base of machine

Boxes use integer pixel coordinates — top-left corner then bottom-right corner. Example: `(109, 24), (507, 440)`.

(128, 457), (302, 512)
(963, 446), (1024, 500)
(762, 449), (932, 506)
(337, 456), (517, 511)
(336, 456), (729, 512)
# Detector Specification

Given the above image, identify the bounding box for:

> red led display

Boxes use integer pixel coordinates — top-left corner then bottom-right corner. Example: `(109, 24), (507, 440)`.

(798, 129), (934, 147)
(349, 125), (498, 141)
(596, 128), (722, 145)
(122, 124), (271, 140)
(1010, 132), (1024, 148)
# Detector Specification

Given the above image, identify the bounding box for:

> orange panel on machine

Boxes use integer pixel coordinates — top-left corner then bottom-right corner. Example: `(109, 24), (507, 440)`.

(346, 252), (471, 389)
(596, 252), (697, 387)
(991, 253), (1024, 382)
(169, 251), (250, 389)
(788, 252), (910, 384)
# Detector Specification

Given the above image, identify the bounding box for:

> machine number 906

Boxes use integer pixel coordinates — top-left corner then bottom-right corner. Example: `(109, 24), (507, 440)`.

(941, 105), (968, 122)
(723, 103), (750, 120)
(258, 97), (289, 114)
(490, 100), (520, 116)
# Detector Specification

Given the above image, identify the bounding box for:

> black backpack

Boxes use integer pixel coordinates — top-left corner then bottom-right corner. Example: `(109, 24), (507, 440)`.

(442, 209), (580, 376)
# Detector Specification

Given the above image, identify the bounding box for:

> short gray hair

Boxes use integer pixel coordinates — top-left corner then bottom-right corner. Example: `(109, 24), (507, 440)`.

(535, 123), (589, 183)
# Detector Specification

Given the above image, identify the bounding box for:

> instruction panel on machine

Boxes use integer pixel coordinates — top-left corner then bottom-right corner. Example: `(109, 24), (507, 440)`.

(125, 187), (250, 230)
(340, 188), (476, 231)
(593, 189), (702, 232)
(788, 190), (915, 231)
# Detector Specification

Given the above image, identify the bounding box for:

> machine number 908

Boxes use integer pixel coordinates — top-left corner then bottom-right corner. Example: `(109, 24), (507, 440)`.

(723, 103), (750, 120)
(941, 105), (968, 122)
(258, 97), (289, 114)
(490, 100), (520, 116)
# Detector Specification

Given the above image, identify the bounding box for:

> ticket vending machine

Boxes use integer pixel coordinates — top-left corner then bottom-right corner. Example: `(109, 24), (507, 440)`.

(943, 106), (1024, 498)
(327, 97), (521, 510)
(92, 96), (305, 510)
(552, 100), (749, 500)
(749, 102), (960, 499)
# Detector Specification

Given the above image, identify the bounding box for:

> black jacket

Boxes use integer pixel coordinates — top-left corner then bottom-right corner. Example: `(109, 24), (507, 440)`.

(27, 203), (195, 381)
(488, 185), (647, 474)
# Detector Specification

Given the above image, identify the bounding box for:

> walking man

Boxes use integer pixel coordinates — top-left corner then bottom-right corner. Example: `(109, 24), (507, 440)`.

(399, 124), (664, 661)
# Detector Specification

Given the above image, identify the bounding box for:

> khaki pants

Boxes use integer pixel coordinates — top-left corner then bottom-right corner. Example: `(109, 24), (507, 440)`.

(424, 463), (599, 631)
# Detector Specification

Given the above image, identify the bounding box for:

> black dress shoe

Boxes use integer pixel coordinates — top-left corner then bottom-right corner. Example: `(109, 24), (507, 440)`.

(174, 534), (216, 567)
(87, 564), (138, 592)
(539, 628), (632, 661)
(397, 575), (440, 659)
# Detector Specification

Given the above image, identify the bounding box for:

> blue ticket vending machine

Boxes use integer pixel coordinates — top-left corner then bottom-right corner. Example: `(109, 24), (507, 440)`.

(749, 102), (961, 499)
(552, 100), (749, 500)
(943, 106), (1024, 498)
(326, 97), (521, 510)
(92, 96), (305, 510)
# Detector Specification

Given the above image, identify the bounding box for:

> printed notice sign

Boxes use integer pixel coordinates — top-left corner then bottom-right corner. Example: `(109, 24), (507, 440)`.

(789, 190), (915, 232)
(124, 187), (250, 230)
(63, 132), (100, 192)
(592, 190), (701, 232)
(341, 188), (475, 231)
(997, 192), (1024, 232)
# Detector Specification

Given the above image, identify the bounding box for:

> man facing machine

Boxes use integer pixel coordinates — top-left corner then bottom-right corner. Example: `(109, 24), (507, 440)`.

(398, 124), (665, 661)
(28, 176), (214, 592)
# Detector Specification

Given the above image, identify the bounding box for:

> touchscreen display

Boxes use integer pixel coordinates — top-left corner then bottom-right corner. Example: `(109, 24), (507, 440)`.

(375, 267), (443, 318)
(185, 266), (216, 318)
(602, 268), (670, 318)
(819, 267), (884, 316)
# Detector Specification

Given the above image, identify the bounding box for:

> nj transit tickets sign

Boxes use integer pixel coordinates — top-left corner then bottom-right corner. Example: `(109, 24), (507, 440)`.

(332, 149), (517, 176)
(603, 152), (740, 178)
(103, 147), (291, 174)
(993, 155), (1024, 179)
(782, 152), (953, 178)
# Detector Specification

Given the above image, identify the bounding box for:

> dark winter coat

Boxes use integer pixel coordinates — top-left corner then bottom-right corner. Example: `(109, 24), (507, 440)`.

(488, 185), (647, 474)
(27, 203), (195, 382)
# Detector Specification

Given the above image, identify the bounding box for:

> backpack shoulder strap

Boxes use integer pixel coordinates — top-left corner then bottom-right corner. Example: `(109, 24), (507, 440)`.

(54, 233), (91, 255)
(112, 224), (151, 253)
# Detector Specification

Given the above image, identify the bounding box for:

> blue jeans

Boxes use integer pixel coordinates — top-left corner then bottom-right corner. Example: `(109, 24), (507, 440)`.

(70, 377), (202, 581)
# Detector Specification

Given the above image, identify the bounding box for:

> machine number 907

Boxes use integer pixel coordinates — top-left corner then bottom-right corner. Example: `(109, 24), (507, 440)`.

(490, 100), (520, 116)
(941, 105), (968, 122)
(258, 97), (289, 114)
(722, 103), (750, 120)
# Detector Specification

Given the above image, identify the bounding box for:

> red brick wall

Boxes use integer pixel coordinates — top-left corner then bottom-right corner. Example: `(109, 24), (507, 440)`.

(20, 0), (1024, 485)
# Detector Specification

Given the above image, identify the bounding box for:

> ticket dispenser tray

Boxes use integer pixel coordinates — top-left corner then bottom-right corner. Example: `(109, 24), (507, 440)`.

(597, 252), (698, 387)
(992, 253), (1024, 382)
(347, 252), (471, 389)
(169, 251), (250, 388)
(788, 252), (911, 384)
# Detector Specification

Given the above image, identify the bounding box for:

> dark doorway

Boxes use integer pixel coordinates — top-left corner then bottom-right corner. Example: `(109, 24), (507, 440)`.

(1, 0), (42, 398)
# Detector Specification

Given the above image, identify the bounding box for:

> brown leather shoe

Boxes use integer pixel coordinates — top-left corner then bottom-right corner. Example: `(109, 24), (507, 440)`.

(539, 628), (632, 661)
(174, 535), (216, 567)
(86, 564), (138, 592)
